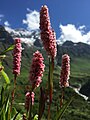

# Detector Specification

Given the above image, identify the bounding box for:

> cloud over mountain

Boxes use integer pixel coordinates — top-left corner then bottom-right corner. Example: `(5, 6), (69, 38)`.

(23, 9), (39, 31)
(58, 24), (90, 44)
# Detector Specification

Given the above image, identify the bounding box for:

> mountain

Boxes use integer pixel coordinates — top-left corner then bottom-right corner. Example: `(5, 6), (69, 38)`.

(1, 25), (90, 58)
(0, 25), (14, 44)
(1, 25), (90, 64)
(5, 26), (41, 46)
(57, 41), (90, 65)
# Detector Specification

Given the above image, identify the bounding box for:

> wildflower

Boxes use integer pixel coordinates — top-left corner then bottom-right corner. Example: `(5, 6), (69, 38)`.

(40, 5), (57, 59)
(40, 5), (51, 31)
(13, 38), (22, 75)
(29, 51), (45, 89)
(60, 54), (70, 87)
(25, 92), (35, 111)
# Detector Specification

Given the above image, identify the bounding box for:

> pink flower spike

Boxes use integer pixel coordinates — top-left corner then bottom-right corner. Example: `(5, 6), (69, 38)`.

(25, 92), (35, 111)
(60, 54), (70, 88)
(40, 5), (51, 31)
(29, 51), (45, 89)
(13, 38), (22, 75)
(40, 5), (57, 59)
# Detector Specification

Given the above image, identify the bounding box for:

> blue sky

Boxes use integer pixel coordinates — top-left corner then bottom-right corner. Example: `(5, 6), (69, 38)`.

(0, 0), (90, 43)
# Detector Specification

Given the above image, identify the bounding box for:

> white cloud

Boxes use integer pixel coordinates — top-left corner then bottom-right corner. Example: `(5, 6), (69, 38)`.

(23, 10), (39, 31)
(78, 25), (86, 30)
(4, 21), (10, 27)
(58, 24), (90, 44)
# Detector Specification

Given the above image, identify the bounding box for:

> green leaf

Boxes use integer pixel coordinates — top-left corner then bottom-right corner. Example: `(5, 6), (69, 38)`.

(4, 95), (9, 114)
(12, 112), (19, 120)
(10, 108), (22, 120)
(1, 87), (4, 106)
(55, 96), (74, 120)
(11, 107), (17, 119)
(0, 87), (11, 120)
(34, 114), (38, 120)
(0, 45), (14, 55)
(4, 95), (10, 120)
(2, 111), (5, 120)
(6, 105), (11, 120)
(0, 87), (4, 118)
(1, 70), (10, 84)
(0, 95), (9, 115)
(12, 113), (22, 120)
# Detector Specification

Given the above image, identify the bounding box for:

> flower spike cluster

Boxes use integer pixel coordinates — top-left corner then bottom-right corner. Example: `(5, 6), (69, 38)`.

(60, 54), (70, 88)
(29, 51), (45, 89)
(40, 5), (57, 59)
(25, 92), (35, 111)
(13, 38), (22, 75)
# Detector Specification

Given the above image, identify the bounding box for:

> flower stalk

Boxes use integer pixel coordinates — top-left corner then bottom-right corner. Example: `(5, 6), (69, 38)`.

(47, 57), (54, 120)
(28, 92), (34, 120)
(11, 38), (22, 111)
(40, 5), (57, 120)
(38, 87), (47, 120)
(59, 54), (70, 107)
(28, 51), (45, 120)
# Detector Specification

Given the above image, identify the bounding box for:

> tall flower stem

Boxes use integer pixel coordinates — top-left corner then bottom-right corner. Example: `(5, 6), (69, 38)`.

(48, 57), (54, 120)
(28, 91), (32, 120)
(14, 74), (17, 93)
(60, 87), (64, 108)
(25, 91), (34, 120)
(38, 87), (46, 120)
(11, 74), (17, 111)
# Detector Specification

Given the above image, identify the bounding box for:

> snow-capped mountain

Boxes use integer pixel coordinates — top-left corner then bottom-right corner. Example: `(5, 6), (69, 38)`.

(4, 26), (41, 46)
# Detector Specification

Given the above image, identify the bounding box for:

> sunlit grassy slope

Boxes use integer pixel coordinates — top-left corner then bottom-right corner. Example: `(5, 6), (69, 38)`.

(1, 45), (90, 120)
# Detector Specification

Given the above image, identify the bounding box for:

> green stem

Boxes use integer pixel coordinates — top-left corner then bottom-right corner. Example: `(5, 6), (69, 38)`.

(11, 74), (17, 111)
(28, 91), (32, 120)
(60, 87), (64, 108)
(47, 57), (54, 120)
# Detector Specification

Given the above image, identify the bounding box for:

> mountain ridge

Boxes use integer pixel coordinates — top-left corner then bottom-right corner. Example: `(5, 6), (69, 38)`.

(1, 25), (90, 65)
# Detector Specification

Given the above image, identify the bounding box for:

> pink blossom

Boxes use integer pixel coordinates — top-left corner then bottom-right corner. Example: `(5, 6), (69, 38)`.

(40, 5), (57, 59)
(13, 38), (22, 75)
(40, 5), (51, 31)
(29, 51), (45, 89)
(25, 92), (35, 111)
(60, 54), (70, 87)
